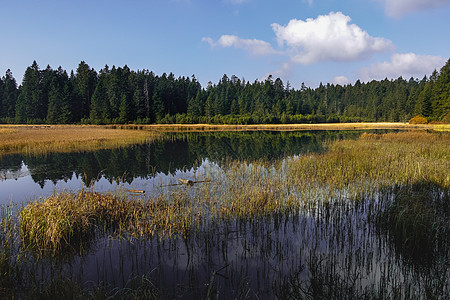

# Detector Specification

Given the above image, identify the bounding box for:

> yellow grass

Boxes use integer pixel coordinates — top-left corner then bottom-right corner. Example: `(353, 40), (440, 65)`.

(1, 122), (436, 157)
(0, 125), (162, 157)
(433, 124), (450, 132)
(19, 189), (196, 253)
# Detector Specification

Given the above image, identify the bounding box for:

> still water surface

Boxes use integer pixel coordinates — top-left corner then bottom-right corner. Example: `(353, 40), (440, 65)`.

(0, 130), (362, 204)
(1, 130), (447, 299)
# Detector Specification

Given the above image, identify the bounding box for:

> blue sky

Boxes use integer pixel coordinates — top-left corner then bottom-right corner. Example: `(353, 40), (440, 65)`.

(0, 0), (449, 89)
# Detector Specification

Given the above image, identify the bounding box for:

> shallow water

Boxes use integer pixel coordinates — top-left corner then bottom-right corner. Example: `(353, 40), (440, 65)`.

(1, 129), (448, 299)
(18, 189), (449, 299)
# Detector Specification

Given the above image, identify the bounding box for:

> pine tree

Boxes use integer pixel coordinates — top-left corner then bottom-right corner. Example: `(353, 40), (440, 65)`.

(0, 76), (3, 118)
(74, 61), (97, 121)
(15, 61), (41, 123)
(90, 73), (109, 123)
(415, 82), (432, 117)
(204, 94), (214, 118)
(431, 59), (450, 119)
(46, 67), (71, 124)
(2, 70), (18, 119)
(152, 90), (164, 122)
(46, 82), (62, 124)
(187, 90), (203, 117)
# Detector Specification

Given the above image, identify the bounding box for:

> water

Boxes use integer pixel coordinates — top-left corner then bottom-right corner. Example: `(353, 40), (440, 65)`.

(1, 129), (448, 299)
(0, 130), (362, 205)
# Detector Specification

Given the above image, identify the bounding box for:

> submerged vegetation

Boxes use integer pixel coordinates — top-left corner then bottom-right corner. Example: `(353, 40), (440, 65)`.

(1, 130), (449, 298)
(378, 183), (449, 265)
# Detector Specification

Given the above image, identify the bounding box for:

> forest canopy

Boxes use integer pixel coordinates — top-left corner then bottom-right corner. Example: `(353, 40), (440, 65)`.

(0, 59), (449, 125)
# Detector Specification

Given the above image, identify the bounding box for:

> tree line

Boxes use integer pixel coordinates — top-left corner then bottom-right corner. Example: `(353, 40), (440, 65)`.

(0, 59), (449, 124)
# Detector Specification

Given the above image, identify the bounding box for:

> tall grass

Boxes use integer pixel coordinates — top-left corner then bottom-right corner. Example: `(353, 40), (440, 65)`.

(19, 189), (201, 254)
(288, 131), (449, 189)
(0, 125), (162, 157)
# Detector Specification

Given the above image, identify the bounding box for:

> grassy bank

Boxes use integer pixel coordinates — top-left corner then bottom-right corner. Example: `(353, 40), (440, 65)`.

(1, 123), (448, 158)
(0, 125), (162, 157)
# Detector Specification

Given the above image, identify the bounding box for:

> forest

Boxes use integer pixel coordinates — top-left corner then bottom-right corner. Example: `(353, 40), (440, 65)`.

(0, 59), (449, 125)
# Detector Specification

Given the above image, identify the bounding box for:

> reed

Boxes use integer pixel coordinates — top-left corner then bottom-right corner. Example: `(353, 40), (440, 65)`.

(19, 189), (199, 254)
(22, 274), (161, 300)
(378, 182), (449, 263)
(0, 125), (162, 157)
(0, 205), (18, 298)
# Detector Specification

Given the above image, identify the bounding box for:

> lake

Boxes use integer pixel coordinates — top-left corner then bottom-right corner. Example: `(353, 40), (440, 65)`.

(0, 130), (448, 299)
(0, 130), (362, 205)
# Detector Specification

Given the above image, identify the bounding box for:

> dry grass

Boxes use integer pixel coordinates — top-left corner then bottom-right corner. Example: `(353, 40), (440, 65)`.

(1, 123), (446, 158)
(0, 125), (161, 157)
(291, 130), (450, 189)
(19, 189), (197, 254)
(433, 124), (450, 131)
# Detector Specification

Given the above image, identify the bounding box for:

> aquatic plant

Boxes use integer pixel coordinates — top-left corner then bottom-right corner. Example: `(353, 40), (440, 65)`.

(19, 189), (202, 254)
(378, 182), (449, 265)
(0, 205), (20, 298)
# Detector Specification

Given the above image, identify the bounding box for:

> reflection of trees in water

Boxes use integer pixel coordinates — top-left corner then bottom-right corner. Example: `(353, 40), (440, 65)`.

(1, 130), (369, 186)
(0, 154), (23, 174)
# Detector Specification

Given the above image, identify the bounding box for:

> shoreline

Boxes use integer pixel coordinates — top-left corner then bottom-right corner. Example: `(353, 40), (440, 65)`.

(107, 122), (443, 132)
(1, 122), (447, 157)
(0, 122), (444, 132)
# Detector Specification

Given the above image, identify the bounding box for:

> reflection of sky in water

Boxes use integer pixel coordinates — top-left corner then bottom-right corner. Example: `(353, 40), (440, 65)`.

(0, 158), (222, 205)
(0, 163), (81, 204)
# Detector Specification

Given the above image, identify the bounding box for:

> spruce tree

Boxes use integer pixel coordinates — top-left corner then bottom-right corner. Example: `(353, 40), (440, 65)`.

(15, 61), (41, 123)
(0, 76), (3, 118)
(74, 61), (97, 121)
(2, 70), (18, 120)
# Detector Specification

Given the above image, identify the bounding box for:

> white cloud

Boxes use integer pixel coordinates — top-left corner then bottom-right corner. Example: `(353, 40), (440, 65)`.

(271, 12), (393, 65)
(332, 76), (350, 85)
(377, 0), (450, 17)
(202, 35), (278, 56)
(359, 53), (446, 81)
